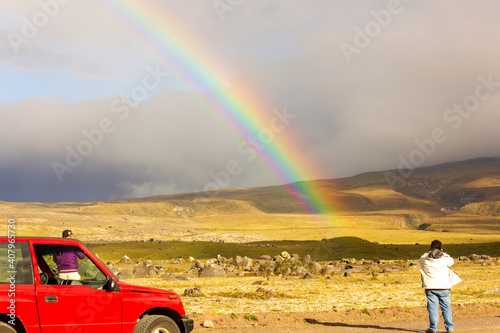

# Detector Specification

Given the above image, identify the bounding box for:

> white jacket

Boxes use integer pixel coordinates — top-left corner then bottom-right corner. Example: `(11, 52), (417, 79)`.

(419, 251), (455, 289)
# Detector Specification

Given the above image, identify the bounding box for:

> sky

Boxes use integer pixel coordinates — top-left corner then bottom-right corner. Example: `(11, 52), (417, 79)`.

(1, 0), (500, 203)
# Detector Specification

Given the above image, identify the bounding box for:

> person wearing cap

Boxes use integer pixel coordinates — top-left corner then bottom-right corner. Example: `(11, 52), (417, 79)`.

(419, 240), (458, 333)
(53, 230), (86, 280)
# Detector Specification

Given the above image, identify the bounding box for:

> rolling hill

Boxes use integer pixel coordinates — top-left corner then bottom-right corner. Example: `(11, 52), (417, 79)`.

(1, 157), (500, 245)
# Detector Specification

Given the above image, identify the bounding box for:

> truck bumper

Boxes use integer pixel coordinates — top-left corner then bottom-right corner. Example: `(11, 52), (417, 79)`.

(181, 316), (194, 333)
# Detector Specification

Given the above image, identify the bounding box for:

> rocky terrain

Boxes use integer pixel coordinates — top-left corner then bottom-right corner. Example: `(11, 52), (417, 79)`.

(106, 249), (497, 280)
(103, 253), (500, 331)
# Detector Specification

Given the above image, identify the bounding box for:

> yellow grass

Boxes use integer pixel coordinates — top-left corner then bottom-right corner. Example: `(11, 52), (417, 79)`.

(1, 199), (499, 245)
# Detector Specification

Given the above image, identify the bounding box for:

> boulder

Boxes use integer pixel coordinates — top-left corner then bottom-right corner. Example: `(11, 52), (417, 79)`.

(470, 254), (480, 261)
(281, 251), (291, 260)
(322, 265), (342, 274)
(217, 255), (228, 265)
(341, 258), (356, 264)
(234, 256), (243, 266)
(199, 265), (226, 278)
(309, 262), (322, 273)
(274, 255), (284, 264)
(118, 269), (135, 280)
(241, 256), (253, 270)
(205, 258), (217, 266)
(293, 267), (307, 275)
(133, 264), (158, 278)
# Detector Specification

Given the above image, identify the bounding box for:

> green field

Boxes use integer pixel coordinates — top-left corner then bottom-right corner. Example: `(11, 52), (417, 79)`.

(88, 237), (500, 263)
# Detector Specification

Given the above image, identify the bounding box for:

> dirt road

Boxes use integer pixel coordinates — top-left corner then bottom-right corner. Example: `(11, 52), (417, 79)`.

(207, 316), (500, 332)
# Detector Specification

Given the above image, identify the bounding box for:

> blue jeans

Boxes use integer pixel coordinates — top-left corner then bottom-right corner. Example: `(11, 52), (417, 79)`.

(425, 289), (454, 331)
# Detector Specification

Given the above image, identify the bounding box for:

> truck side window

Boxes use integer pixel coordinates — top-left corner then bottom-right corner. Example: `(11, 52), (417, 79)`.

(0, 241), (34, 285)
(34, 245), (106, 288)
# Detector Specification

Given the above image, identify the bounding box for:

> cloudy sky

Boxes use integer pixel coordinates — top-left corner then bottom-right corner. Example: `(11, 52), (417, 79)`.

(1, 0), (500, 203)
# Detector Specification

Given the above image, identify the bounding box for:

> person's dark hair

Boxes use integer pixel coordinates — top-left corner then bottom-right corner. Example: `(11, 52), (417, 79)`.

(430, 239), (442, 250)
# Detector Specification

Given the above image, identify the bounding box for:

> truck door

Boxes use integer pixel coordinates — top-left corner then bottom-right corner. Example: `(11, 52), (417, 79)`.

(33, 245), (122, 333)
(0, 241), (39, 332)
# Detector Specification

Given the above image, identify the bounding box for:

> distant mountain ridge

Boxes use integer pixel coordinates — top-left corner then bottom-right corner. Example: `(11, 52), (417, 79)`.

(107, 157), (500, 217)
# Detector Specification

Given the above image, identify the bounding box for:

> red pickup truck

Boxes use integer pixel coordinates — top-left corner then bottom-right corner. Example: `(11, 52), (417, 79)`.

(0, 237), (194, 333)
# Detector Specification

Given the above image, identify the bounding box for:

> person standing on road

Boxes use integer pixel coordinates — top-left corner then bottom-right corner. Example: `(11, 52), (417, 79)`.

(419, 239), (460, 333)
(53, 230), (86, 280)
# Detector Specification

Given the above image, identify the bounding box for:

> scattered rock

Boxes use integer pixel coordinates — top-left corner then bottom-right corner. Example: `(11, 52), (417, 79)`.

(119, 255), (133, 264)
(301, 273), (316, 279)
(383, 266), (404, 273)
(484, 287), (500, 294)
(184, 286), (205, 297)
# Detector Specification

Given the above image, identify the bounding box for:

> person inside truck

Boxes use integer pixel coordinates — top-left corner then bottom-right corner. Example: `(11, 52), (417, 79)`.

(53, 230), (86, 281)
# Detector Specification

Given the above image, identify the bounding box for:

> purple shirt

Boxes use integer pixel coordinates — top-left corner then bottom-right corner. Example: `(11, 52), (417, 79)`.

(53, 246), (86, 273)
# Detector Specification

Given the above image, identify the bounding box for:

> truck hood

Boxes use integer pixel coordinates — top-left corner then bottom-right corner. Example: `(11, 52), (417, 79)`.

(118, 281), (175, 295)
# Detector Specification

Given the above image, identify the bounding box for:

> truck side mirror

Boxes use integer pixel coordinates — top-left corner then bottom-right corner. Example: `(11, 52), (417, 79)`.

(104, 276), (116, 292)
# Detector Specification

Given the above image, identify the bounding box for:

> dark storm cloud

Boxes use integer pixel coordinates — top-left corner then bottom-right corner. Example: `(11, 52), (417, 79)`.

(1, 1), (500, 202)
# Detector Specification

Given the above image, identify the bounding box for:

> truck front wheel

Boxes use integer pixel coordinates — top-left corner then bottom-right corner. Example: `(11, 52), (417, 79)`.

(134, 315), (180, 333)
(0, 322), (17, 333)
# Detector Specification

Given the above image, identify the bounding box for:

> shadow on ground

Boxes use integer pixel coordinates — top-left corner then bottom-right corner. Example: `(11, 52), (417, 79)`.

(305, 319), (422, 332)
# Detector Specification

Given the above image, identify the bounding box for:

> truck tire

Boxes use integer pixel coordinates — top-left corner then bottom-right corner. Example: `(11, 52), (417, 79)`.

(133, 315), (180, 333)
(0, 322), (17, 333)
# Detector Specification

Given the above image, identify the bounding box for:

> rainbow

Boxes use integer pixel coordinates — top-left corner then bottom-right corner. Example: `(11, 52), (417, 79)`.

(87, 0), (340, 219)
